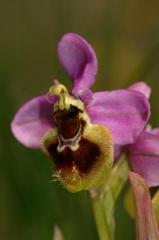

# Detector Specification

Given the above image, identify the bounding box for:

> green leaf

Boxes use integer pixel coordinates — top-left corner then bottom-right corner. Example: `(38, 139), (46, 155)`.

(124, 188), (135, 219)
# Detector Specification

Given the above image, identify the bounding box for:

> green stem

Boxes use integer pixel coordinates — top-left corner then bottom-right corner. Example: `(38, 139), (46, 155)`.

(89, 157), (129, 240)
(90, 190), (114, 240)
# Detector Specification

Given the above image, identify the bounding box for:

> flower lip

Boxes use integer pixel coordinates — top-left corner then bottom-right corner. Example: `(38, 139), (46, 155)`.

(48, 137), (100, 176)
(44, 123), (113, 192)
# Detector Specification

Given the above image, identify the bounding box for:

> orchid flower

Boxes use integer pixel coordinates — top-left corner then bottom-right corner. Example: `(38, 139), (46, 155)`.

(11, 33), (150, 192)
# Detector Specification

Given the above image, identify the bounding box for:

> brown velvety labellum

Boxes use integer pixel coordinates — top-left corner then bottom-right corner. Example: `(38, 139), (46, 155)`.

(54, 105), (82, 139)
(48, 137), (100, 176)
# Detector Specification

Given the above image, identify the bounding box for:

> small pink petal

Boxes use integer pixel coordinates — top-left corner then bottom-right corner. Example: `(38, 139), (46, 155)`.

(129, 172), (159, 240)
(128, 82), (151, 99)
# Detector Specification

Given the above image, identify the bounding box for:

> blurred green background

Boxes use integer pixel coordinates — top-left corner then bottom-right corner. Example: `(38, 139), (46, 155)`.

(1, 0), (159, 239)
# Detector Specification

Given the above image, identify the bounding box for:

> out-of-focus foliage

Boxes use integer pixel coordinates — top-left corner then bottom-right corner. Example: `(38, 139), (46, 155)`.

(0, 0), (159, 239)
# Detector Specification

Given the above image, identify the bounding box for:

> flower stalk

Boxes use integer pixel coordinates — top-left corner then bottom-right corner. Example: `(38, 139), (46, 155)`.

(89, 157), (129, 240)
(90, 192), (112, 240)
